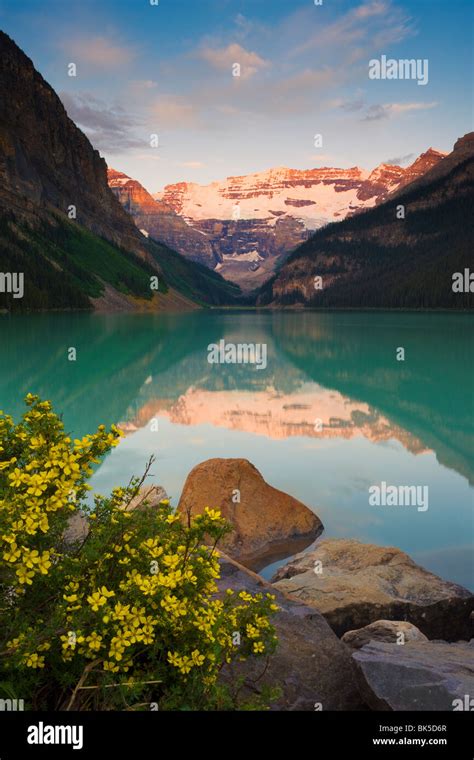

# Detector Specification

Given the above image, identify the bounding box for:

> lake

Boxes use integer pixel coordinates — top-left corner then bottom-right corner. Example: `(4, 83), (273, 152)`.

(0, 310), (472, 589)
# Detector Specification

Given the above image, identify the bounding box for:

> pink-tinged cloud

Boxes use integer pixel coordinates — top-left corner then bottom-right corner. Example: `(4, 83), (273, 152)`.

(354, 1), (390, 20)
(309, 154), (335, 163)
(199, 43), (269, 79)
(178, 161), (205, 169)
(275, 67), (337, 96)
(59, 36), (136, 69)
(151, 97), (199, 129)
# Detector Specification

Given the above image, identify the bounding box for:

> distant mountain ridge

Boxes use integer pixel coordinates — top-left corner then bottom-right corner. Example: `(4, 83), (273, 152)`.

(108, 150), (445, 291)
(156, 150), (446, 226)
(256, 133), (474, 309)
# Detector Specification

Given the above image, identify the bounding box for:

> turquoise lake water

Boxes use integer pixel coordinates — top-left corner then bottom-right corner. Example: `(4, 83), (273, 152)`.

(0, 310), (472, 588)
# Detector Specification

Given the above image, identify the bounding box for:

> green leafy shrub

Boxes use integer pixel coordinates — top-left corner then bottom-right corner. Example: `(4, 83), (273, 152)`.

(0, 395), (278, 710)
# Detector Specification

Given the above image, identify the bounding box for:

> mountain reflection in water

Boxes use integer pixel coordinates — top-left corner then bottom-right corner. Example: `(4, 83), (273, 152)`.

(0, 310), (472, 588)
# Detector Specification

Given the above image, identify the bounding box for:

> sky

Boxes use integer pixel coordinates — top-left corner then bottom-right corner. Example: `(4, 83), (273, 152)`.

(0, 0), (472, 193)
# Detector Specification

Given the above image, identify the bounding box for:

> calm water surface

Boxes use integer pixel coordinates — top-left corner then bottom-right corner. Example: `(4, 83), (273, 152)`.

(0, 311), (472, 588)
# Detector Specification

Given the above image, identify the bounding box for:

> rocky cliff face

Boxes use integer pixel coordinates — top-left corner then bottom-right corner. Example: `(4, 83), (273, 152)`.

(0, 32), (240, 311)
(0, 31), (147, 259)
(108, 169), (217, 267)
(150, 152), (445, 288)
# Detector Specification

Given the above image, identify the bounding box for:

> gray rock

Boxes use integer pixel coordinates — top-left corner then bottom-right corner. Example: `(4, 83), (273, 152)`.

(272, 539), (474, 640)
(353, 640), (474, 711)
(342, 620), (428, 649)
(64, 484), (168, 542)
(217, 553), (364, 711)
(125, 484), (168, 511)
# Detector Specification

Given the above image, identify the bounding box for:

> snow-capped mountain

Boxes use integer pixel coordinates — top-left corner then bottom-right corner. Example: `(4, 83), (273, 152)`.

(156, 150), (446, 227)
(109, 149), (445, 291)
(153, 150), (445, 288)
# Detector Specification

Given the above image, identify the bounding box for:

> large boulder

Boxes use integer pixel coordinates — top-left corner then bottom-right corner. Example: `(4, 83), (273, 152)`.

(272, 539), (474, 640)
(217, 553), (364, 710)
(177, 458), (322, 565)
(353, 640), (474, 711)
(342, 620), (428, 650)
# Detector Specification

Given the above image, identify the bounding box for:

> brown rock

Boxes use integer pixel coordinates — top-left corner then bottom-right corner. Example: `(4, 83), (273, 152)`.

(272, 539), (474, 641)
(177, 458), (322, 565)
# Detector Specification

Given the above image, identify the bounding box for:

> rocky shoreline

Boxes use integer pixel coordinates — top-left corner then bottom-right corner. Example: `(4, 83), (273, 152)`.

(176, 457), (474, 711)
(70, 456), (473, 710)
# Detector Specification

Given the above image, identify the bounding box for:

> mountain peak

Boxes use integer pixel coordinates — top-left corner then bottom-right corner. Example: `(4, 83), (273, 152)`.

(107, 168), (136, 187)
(412, 148), (448, 165)
(108, 168), (128, 178)
(453, 132), (474, 154)
(404, 148), (448, 175)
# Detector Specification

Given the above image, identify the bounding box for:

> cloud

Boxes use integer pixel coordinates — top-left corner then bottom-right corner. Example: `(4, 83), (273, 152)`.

(329, 96), (366, 112)
(133, 153), (161, 162)
(234, 13), (254, 39)
(363, 104), (387, 121)
(215, 104), (240, 115)
(354, 0), (390, 19)
(60, 91), (144, 151)
(151, 97), (199, 129)
(254, 67), (340, 115)
(385, 153), (414, 165)
(129, 80), (157, 91)
(191, 64), (340, 120)
(199, 43), (269, 79)
(196, 66), (338, 121)
(58, 36), (136, 70)
(387, 102), (438, 115)
(309, 154), (335, 163)
(363, 101), (438, 120)
(293, 1), (415, 57)
(275, 68), (337, 95)
(178, 161), (205, 169)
